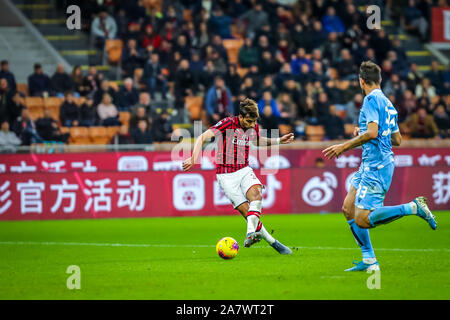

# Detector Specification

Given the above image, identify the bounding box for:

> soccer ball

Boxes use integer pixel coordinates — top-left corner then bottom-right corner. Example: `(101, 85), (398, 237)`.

(216, 237), (239, 260)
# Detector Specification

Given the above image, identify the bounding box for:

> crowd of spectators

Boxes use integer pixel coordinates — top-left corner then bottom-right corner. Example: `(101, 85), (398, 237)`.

(1, 0), (450, 148)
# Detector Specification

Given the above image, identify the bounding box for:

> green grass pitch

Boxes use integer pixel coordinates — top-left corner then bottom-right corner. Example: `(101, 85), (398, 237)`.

(0, 212), (449, 300)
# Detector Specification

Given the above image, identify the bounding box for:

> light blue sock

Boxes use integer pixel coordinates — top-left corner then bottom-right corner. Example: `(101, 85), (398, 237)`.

(368, 203), (415, 227)
(348, 219), (376, 260)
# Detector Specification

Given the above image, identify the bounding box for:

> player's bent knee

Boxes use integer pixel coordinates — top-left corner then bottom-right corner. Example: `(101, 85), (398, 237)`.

(354, 216), (365, 228)
(253, 194), (263, 202)
(355, 210), (371, 228)
(342, 188), (357, 220)
(342, 203), (349, 215)
(342, 203), (354, 220)
(246, 185), (262, 201)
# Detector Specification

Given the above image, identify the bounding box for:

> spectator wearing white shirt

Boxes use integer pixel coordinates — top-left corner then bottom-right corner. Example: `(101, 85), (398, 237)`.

(97, 93), (121, 126)
(415, 78), (436, 100)
(91, 10), (117, 49)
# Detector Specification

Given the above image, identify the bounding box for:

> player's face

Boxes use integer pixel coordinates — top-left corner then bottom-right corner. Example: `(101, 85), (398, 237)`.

(239, 116), (257, 130)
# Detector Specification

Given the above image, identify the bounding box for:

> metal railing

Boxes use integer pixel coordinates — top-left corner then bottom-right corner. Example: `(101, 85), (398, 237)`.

(1, 139), (449, 154)
(4, 0), (72, 72)
(0, 143), (156, 154)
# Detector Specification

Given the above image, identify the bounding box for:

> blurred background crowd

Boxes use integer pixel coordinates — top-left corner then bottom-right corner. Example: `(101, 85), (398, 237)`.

(1, 0), (449, 148)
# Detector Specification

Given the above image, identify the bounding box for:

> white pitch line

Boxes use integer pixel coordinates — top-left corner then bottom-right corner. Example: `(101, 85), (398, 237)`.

(0, 241), (448, 253)
(0, 241), (213, 248)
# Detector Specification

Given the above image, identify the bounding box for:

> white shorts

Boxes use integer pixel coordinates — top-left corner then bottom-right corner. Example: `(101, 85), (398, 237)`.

(216, 166), (263, 209)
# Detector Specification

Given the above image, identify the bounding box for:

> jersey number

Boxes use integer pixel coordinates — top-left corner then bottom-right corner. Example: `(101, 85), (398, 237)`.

(381, 106), (397, 136)
(357, 186), (368, 199)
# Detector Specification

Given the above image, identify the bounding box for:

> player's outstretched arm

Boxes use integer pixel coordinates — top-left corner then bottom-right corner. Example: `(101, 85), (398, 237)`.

(182, 129), (215, 171)
(391, 131), (402, 146)
(322, 122), (378, 160)
(257, 133), (294, 147)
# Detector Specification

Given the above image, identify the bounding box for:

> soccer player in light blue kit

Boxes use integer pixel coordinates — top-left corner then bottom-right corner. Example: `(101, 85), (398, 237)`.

(323, 61), (437, 271)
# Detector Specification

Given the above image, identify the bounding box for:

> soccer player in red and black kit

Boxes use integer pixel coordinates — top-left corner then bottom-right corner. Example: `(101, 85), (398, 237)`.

(183, 98), (294, 254)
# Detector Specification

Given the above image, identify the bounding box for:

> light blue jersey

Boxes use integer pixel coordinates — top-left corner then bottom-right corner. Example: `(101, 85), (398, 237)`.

(359, 88), (399, 169)
(344, 86), (437, 269)
(351, 88), (399, 210)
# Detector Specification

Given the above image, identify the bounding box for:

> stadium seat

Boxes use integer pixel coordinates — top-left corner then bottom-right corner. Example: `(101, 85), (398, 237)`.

(60, 127), (70, 134)
(143, 0), (162, 11)
(109, 81), (119, 92)
(17, 95), (26, 106)
(106, 126), (120, 139)
(279, 124), (292, 136)
(119, 112), (131, 126)
(344, 124), (356, 137)
(73, 97), (86, 106)
(236, 68), (248, 78)
(222, 39), (244, 65)
(89, 126), (110, 144)
(29, 107), (44, 121)
(306, 125), (325, 141)
(183, 9), (192, 23)
(69, 127), (90, 144)
(185, 96), (203, 120)
(337, 109), (346, 119)
(44, 97), (63, 108)
(25, 97), (44, 109)
(105, 39), (123, 65)
(45, 106), (60, 122)
(43, 98), (63, 122)
(17, 83), (28, 96)
(431, 95), (440, 105)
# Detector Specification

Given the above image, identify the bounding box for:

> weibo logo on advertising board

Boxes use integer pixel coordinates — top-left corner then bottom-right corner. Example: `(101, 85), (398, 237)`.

(302, 172), (338, 207)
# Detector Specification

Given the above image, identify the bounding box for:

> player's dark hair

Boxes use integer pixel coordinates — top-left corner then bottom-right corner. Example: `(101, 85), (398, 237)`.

(239, 98), (259, 119)
(359, 61), (381, 85)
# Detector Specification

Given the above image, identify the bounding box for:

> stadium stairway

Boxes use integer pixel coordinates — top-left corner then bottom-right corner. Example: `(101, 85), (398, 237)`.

(0, 26), (58, 83)
(11, 0), (117, 79)
(10, 0), (191, 129)
(381, 20), (445, 72)
(0, 0), (71, 83)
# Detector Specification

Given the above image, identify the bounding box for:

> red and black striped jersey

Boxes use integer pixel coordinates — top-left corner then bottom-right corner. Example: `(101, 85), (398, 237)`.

(210, 116), (260, 174)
